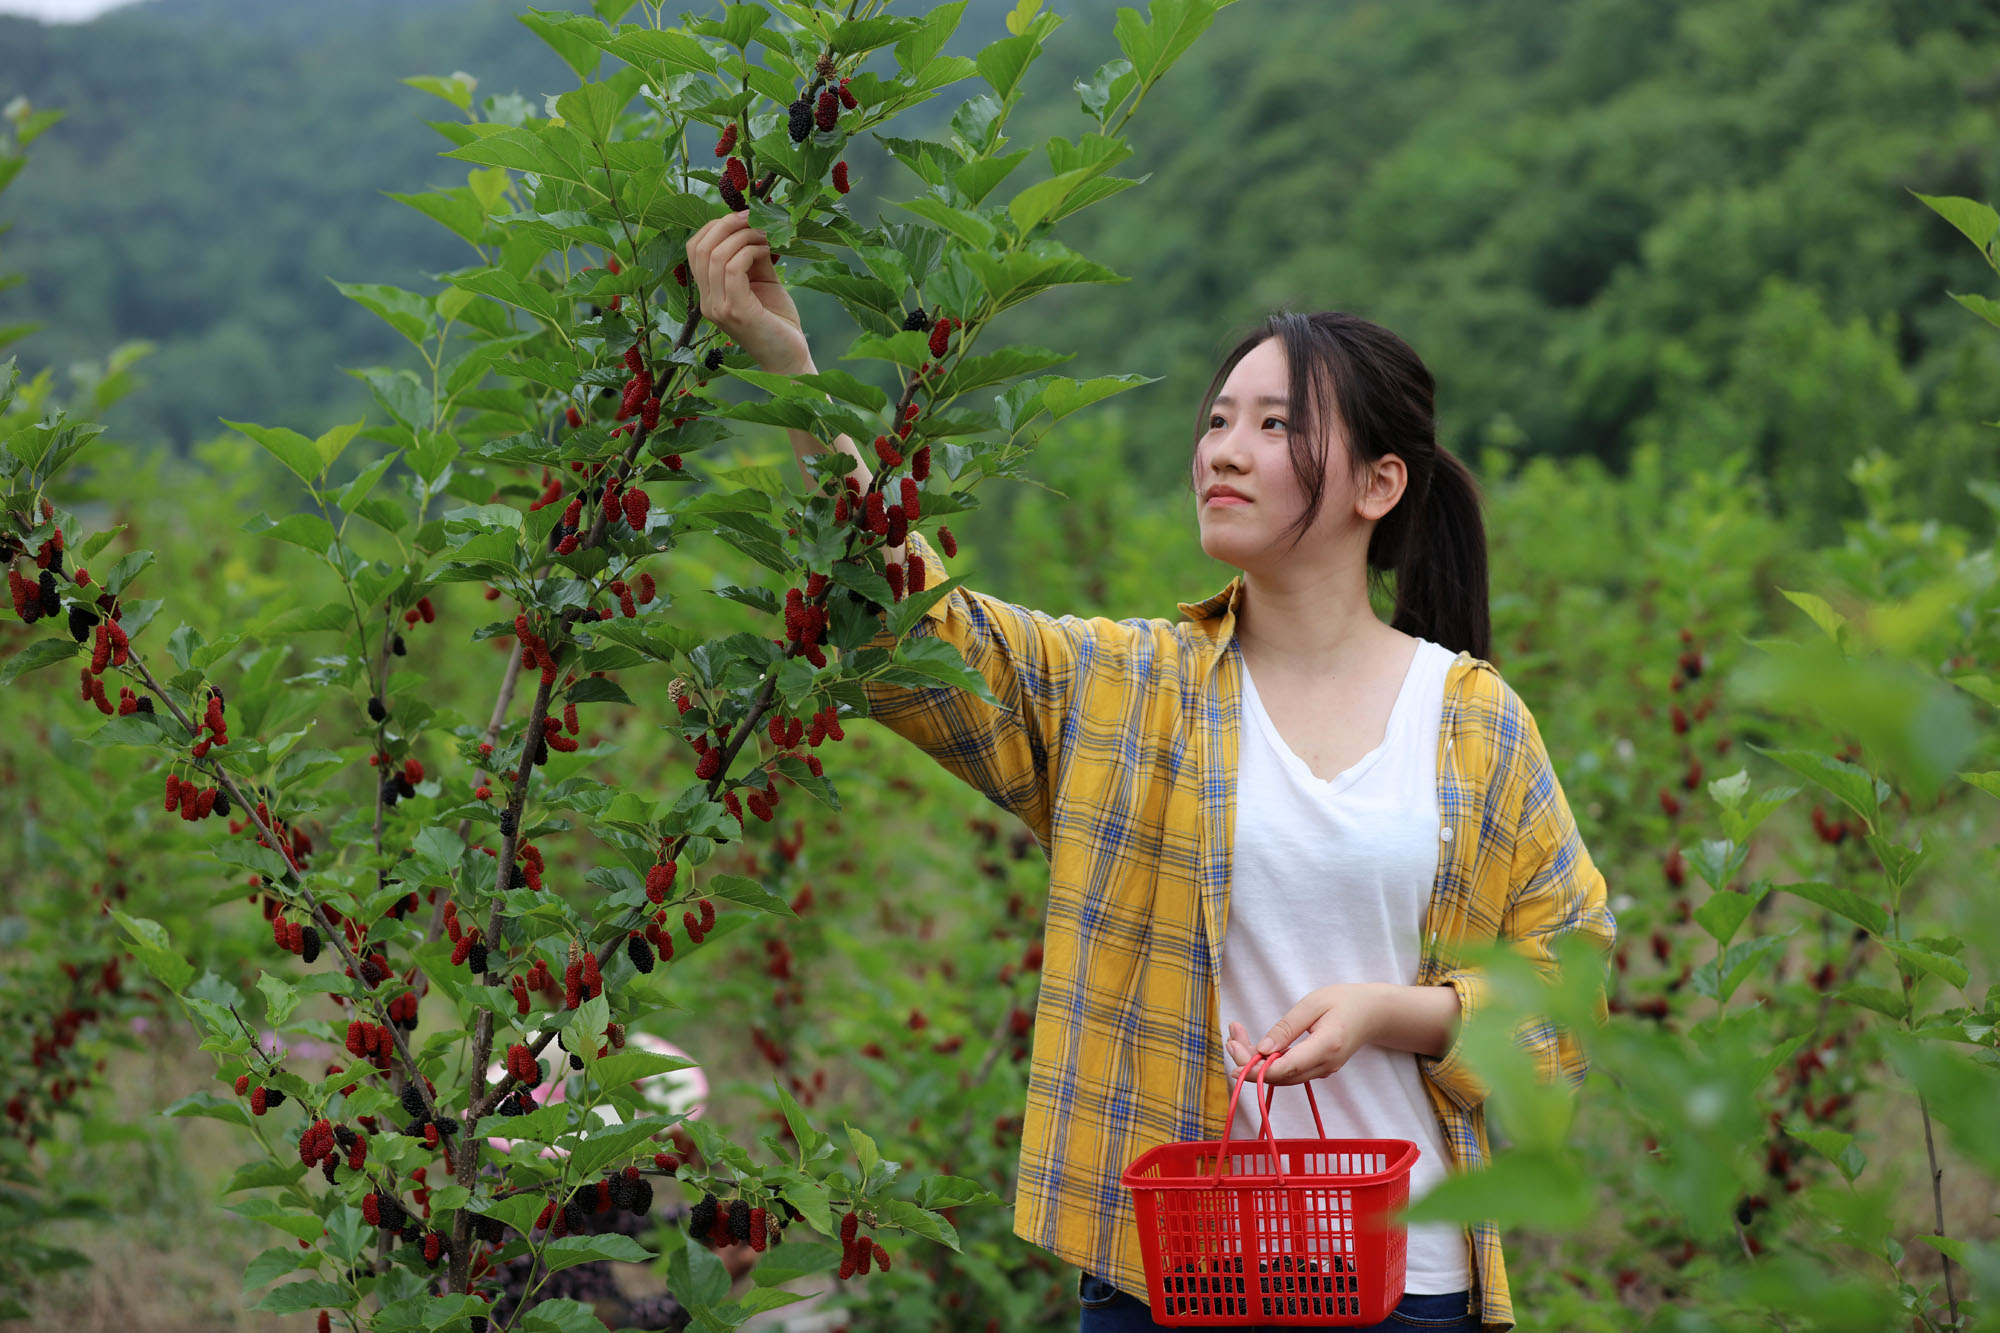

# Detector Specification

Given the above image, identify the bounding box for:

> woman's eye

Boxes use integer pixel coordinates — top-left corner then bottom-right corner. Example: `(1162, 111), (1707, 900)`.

(1207, 415), (1226, 430)
(1263, 416), (1287, 431)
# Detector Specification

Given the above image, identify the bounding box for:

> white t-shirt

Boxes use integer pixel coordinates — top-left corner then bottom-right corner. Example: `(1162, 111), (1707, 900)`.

(1217, 637), (1469, 1294)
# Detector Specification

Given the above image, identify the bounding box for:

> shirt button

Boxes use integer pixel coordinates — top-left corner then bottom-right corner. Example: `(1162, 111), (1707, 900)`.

(1439, 827), (1453, 842)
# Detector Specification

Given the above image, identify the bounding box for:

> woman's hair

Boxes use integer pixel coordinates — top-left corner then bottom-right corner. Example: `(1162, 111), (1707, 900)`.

(1193, 310), (1491, 660)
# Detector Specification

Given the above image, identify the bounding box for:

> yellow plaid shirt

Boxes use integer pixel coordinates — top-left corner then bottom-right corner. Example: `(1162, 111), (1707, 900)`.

(864, 537), (1616, 1331)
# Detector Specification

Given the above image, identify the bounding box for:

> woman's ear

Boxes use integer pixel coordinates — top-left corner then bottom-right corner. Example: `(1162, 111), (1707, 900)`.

(1357, 453), (1407, 521)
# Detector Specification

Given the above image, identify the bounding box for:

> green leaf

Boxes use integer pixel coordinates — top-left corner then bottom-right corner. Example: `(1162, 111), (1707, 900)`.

(246, 512), (337, 557)
(1880, 939), (1969, 990)
(1778, 588), (1847, 645)
(402, 73), (475, 112)
(771, 1080), (827, 1159)
(1043, 373), (1155, 419)
(874, 1198), (960, 1251)
(873, 634), (1003, 707)
(252, 1279), (350, 1315)
(895, 0), (965, 72)
(241, 1245), (306, 1291)
(915, 1174), (1004, 1210)
(1775, 880), (1886, 937)
(592, 1048), (696, 1092)
(256, 971), (299, 1027)
(315, 422), (363, 471)
(892, 197), (996, 249)
(1691, 887), (1759, 949)
(162, 1091), (251, 1127)
(555, 82), (626, 144)
(519, 10), (602, 77)
(1915, 192), (2000, 255)
(223, 419), (322, 487)
(331, 281), (433, 347)
(1750, 746), (1879, 826)
(541, 1233), (653, 1272)
(1783, 1121), (1866, 1183)
(1834, 983), (1905, 1020)
(1398, 1146), (1595, 1230)
(1114, 0), (1231, 85)
(704, 873), (796, 918)
(977, 32), (1043, 103)
(597, 28), (716, 74)
(451, 268), (562, 325)
(0, 637), (79, 685)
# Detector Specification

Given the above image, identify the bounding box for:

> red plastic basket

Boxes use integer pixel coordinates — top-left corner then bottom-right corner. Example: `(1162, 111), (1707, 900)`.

(1121, 1050), (1420, 1326)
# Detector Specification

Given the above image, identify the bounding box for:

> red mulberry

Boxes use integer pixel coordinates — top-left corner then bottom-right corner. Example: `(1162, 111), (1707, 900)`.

(715, 122), (738, 156)
(623, 489), (649, 532)
(833, 160), (850, 194)
(885, 561), (905, 602)
(698, 898), (716, 932)
(815, 89), (839, 132)
(900, 476), (922, 520)
(929, 319), (952, 359)
(938, 526), (958, 558)
(725, 156), (749, 193)
(695, 750), (721, 781)
(873, 434), (902, 469)
(251, 1086), (268, 1116)
(749, 1206), (767, 1251)
(837, 78), (857, 110)
(645, 861), (676, 902)
(865, 492), (887, 536)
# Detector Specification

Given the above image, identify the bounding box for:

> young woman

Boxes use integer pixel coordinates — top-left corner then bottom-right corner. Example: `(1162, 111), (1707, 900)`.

(687, 211), (1616, 1333)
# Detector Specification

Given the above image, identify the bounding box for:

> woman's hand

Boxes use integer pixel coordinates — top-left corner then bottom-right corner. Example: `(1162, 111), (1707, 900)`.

(1226, 984), (1383, 1086)
(685, 211), (810, 374)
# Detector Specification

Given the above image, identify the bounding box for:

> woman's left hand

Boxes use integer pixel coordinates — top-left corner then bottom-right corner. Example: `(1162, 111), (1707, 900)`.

(1226, 984), (1383, 1085)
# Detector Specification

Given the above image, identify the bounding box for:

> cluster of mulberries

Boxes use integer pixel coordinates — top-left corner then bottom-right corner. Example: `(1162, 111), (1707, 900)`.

(247, 1083), (288, 1116)
(512, 613), (559, 690)
(804, 705), (846, 749)
(345, 1019), (397, 1070)
(527, 469), (566, 512)
(606, 578), (640, 618)
(682, 897), (717, 946)
(165, 772), (227, 822)
(113, 684), (156, 716)
(450, 927), (490, 974)
(606, 1164), (655, 1215)
(401, 595), (436, 628)
(781, 584), (829, 667)
(187, 685), (229, 758)
(836, 1210), (890, 1279)
(506, 1042), (543, 1088)
(385, 988), (420, 1032)
(271, 913), (323, 964)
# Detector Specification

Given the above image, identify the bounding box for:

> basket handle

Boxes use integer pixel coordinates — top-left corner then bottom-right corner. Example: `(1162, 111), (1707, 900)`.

(1209, 1047), (1329, 1188)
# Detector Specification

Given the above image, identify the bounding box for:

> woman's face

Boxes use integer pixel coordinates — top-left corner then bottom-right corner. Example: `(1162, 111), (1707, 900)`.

(1193, 337), (1344, 572)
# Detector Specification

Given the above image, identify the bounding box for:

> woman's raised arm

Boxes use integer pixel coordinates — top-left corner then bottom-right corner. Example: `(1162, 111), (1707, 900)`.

(684, 212), (875, 494)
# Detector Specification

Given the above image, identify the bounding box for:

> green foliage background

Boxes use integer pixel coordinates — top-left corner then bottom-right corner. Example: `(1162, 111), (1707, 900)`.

(7, 0), (2000, 538)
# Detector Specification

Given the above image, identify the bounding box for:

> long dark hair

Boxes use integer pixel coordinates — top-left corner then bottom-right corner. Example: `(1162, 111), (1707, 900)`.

(1193, 311), (1491, 660)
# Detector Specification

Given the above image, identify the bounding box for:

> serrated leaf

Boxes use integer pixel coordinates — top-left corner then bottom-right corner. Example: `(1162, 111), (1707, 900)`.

(223, 419), (322, 487)
(1776, 881), (1886, 937)
(1881, 939), (1969, 989)
(240, 1245), (306, 1291)
(541, 1232), (654, 1272)
(705, 873), (796, 918)
(0, 636), (79, 685)
(1916, 192), (2000, 254)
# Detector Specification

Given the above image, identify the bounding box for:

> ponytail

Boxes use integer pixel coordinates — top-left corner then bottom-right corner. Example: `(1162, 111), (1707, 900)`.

(1385, 444), (1489, 660)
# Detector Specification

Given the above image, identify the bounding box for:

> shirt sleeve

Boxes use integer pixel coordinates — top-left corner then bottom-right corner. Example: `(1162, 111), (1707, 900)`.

(855, 533), (1097, 847)
(1423, 697), (1617, 1111)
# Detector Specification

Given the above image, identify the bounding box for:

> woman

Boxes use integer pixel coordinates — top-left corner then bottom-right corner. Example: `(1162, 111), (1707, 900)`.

(687, 212), (1615, 1333)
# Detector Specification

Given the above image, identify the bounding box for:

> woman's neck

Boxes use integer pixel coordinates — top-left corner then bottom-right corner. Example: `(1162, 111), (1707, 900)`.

(1232, 563), (1400, 681)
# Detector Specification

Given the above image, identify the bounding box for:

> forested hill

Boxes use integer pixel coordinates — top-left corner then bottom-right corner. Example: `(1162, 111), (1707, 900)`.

(4, 0), (2000, 530)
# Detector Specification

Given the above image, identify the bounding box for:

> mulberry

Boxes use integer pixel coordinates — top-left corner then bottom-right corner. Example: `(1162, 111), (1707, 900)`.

(719, 177), (746, 212)
(725, 155), (749, 194)
(695, 750), (721, 781)
(715, 121), (737, 156)
(871, 1240), (890, 1271)
(637, 572), (656, 604)
(400, 1083), (427, 1118)
(627, 933), (654, 974)
(865, 492), (888, 535)
(838, 77), (858, 110)
(938, 526), (958, 558)
(300, 925), (322, 965)
(833, 160), (850, 194)
(623, 489), (649, 532)
(699, 898), (716, 932)
(564, 960), (583, 1010)
(912, 445), (931, 481)
(929, 319), (952, 359)
(873, 434), (902, 469)
(749, 1206), (767, 1252)
(900, 476), (921, 520)
(815, 88), (839, 132)
(729, 1198), (751, 1243)
(885, 561), (905, 602)
(251, 1086), (268, 1116)
(468, 941), (489, 974)
(840, 1210), (859, 1245)
(689, 1193), (718, 1241)
(645, 862), (675, 902)
(787, 97), (812, 142)
(368, 695), (387, 722)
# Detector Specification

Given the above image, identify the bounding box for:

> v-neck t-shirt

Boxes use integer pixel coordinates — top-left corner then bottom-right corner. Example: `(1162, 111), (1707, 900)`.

(1217, 636), (1469, 1293)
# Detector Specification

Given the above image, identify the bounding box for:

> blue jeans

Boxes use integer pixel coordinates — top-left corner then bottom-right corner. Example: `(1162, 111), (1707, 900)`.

(1079, 1270), (1479, 1332)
